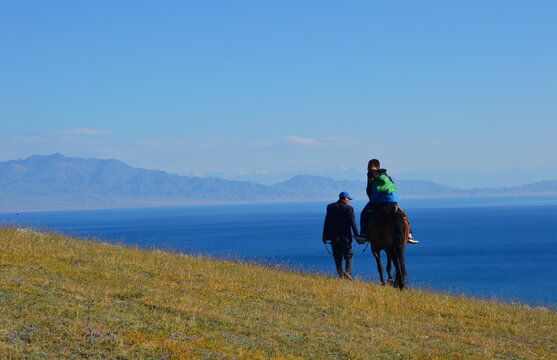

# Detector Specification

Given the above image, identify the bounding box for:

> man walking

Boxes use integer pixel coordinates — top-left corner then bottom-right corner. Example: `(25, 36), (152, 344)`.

(323, 191), (359, 280)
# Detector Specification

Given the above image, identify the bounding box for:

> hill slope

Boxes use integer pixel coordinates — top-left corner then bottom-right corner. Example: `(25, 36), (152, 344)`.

(0, 227), (555, 359)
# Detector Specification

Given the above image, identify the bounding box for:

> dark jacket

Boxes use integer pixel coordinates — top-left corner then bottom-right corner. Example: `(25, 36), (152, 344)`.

(323, 200), (358, 243)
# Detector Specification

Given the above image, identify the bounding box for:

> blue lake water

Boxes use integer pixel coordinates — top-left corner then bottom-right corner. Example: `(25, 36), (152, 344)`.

(1, 195), (556, 309)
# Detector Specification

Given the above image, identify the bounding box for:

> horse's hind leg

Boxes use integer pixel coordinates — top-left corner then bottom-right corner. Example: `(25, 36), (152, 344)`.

(386, 252), (394, 285)
(392, 213), (408, 290)
(372, 250), (386, 285)
(393, 256), (405, 290)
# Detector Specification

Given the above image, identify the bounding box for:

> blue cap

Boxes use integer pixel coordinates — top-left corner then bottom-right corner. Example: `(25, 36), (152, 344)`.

(339, 191), (353, 200)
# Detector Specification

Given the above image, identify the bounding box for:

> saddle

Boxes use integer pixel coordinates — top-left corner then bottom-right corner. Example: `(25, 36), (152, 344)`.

(355, 205), (410, 245)
(395, 205), (411, 227)
(374, 203), (409, 226)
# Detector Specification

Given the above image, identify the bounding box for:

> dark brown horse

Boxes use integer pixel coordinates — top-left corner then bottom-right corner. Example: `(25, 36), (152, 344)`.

(358, 204), (409, 289)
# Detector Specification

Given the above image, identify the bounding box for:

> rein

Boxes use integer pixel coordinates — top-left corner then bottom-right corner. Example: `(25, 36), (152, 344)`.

(324, 240), (366, 255)
(355, 237), (370, 252)
(361, 241), (370, 252)
(324, 241), (333, 256)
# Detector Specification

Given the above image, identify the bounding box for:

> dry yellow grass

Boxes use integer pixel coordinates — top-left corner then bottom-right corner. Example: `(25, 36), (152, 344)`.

(0, 226), (555, 359)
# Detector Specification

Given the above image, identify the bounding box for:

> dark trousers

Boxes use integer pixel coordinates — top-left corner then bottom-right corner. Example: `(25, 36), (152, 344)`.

(360, 201), (380, 235)
(331, 241), (353, 278)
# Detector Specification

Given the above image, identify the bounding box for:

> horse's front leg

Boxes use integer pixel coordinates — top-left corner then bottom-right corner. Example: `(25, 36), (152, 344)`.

(372, 250), (386, 285)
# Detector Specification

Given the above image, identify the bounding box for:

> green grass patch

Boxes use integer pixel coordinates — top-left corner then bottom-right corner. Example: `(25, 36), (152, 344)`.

(0, 226), (555, 359)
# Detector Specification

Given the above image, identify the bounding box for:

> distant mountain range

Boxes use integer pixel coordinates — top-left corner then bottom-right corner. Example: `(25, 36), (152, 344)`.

(394, 168), (557, 188)
(209, 167), (557, 188)
(1, 154), (557, 212)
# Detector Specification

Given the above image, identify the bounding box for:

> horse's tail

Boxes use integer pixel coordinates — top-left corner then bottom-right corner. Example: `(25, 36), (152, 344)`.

(393, 207), (408, 289)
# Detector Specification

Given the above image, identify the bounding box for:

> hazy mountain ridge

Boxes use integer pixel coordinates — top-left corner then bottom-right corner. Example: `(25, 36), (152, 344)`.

(1, 154), (557, 212)
(395, 168), (557, 188)
(0, 154), (268, 200)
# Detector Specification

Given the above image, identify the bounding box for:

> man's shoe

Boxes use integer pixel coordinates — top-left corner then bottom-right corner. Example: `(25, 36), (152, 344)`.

(353, 234), (368, 243)
(408, 233), (419, 244)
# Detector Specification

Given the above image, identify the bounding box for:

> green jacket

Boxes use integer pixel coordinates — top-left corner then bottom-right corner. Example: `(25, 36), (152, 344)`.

(366, 170), (399, 203)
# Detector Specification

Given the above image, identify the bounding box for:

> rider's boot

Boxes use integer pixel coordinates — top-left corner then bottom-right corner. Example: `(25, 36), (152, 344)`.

(407, 233), (419, 244)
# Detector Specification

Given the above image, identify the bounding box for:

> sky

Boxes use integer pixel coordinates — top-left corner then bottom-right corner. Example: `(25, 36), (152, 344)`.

(1, 1), (556, 185)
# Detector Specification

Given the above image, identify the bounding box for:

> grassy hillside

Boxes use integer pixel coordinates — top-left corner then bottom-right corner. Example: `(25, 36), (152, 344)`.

(0, 227), (555, 359)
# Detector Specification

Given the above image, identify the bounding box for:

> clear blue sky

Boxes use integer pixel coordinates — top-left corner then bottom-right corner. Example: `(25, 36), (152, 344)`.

(1, 1), (556, 180)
